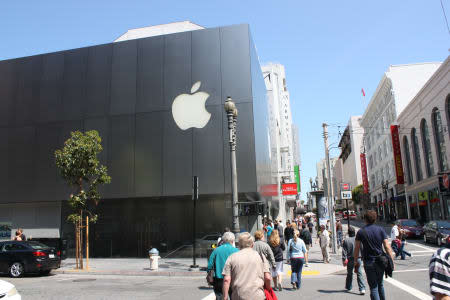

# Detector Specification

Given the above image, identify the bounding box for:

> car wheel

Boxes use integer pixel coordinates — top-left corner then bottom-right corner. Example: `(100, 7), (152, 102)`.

(437, 236), (442, 247)
(40, 270), (51, 276)
(9, 262), (24, 278)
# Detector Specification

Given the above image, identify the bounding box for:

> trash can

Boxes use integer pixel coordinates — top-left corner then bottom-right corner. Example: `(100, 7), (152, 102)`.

(149, 248), (160, 271)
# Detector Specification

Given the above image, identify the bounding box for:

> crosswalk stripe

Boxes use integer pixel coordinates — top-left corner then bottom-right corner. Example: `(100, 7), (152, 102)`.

(201, 292), (215, 300)
(385, 277), (432, 300)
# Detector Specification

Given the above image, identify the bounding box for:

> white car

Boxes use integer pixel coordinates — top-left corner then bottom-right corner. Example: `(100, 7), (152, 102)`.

(0, 280), (21, 300)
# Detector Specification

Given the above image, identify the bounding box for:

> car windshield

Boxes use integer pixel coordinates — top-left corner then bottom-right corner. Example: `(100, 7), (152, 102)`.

(402, 220), (418, 227)
(27, 241), (51, 250)
(437, 221), (450, 229)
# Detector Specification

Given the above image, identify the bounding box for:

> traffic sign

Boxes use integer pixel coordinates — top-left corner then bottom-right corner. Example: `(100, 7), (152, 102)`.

(341, 191), (352, 199)
(341, 183), (351, 191)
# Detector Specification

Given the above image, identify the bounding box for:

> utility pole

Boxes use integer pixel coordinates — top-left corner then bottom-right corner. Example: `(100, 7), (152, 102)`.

(322, 123), (337, 254)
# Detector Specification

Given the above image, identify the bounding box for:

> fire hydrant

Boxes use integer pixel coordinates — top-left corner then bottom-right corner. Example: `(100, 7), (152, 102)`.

(149, 248), (160, 271)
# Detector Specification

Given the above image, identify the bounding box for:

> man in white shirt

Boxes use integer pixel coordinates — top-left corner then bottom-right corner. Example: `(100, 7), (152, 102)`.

(391, 224), (399, 240)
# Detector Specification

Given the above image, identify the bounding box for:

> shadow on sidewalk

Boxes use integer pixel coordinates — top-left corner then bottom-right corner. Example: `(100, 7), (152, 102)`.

(317, 288), (349, 294)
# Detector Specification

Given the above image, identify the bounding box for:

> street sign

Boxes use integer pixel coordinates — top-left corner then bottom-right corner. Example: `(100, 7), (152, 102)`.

(341, 191), (352, 199)
(341, 183), (351, 191)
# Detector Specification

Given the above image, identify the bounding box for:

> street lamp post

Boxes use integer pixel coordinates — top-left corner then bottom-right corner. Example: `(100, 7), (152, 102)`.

(225, 96), (240, 234)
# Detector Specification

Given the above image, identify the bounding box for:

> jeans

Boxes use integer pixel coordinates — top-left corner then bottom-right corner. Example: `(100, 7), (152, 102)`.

(398, 241), (411, 260)
(337, 231), (343, 247)
(213, 278), (227, 300)
(364, 261), (385, 300)
(290, 258), (305, 288)
(346, 259), (365, 291)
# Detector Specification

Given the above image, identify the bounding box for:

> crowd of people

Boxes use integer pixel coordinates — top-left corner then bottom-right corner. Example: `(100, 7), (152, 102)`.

(206, 211), (450, 300)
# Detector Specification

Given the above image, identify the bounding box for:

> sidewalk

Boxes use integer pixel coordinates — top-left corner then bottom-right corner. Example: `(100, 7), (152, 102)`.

(55, 239), (346, 277)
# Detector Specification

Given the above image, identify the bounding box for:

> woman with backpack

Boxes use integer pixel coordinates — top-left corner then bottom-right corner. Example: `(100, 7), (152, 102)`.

(269, 230), (285, 291)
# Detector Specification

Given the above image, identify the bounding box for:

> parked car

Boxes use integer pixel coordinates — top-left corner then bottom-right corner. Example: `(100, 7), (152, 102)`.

(423, 220), (450, 246)
(394, 219), (423, 238)
(343, 210), (357, 220)
(0, 280), (21, 300)
(0, 241), (61, 277)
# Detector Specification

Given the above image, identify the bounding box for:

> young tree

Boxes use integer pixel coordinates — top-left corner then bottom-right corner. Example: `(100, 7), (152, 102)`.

(55, 130), (111, 269)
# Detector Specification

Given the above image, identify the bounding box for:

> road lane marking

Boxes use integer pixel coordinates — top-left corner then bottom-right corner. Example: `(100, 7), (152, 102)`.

(408, 243), (436, 251)
(410, 250), (435, 253)
(201, 292), (215, 300)
(393, 268), (428, 273)
(409, 254), (434, 257)
(385, 277), (432, 300)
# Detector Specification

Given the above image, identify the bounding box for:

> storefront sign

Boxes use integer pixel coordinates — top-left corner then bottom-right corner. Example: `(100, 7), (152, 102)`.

(360, 153), (369, 194)
(418, 191), (429, 201)
(282, 183), (298, 195)
(261, 184), (278, 196)
(390, 125), (405, 184)
(0, 222), (12, 241)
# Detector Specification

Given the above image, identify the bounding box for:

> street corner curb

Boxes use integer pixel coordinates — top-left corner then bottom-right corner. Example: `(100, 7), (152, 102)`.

(54, 269), (205, 277)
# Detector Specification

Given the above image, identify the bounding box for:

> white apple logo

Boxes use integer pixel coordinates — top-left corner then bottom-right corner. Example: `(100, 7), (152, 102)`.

(171, 81), (211, 130)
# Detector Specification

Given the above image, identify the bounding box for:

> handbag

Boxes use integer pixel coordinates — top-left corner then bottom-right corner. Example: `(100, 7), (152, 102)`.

(206, 269), (214, 285)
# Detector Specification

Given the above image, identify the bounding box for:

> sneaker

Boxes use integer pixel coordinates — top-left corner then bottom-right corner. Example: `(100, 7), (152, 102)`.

(305, 263), (309, 267)
(360, 290), (366, 295)
(410, 253), (413, 258)
(291, 282), (296, 289)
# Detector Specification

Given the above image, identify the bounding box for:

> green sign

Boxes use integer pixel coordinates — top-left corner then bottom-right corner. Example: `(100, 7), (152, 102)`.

(418, 191), (429, 201)
(294, 165), (300, 193)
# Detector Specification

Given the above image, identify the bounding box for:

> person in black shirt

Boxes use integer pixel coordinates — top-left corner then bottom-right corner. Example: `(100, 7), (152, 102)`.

(300, 224), (312, 267)
(354, 210), (394, 300)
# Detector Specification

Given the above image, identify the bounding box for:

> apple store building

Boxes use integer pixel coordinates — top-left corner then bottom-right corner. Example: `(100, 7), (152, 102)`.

(0, 24), (271, 257)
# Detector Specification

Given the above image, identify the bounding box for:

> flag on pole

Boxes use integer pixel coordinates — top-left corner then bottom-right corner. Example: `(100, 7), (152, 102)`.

(361, 88), (366, 97)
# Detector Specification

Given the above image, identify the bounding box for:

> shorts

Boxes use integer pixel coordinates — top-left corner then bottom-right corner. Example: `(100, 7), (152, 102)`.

(271, 261), (284, 277)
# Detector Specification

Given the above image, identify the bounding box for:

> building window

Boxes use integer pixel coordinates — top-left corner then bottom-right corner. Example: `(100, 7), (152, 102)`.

(369, 155), (373, 169)
(403, 136), (413, 185)
(421, 119), (435, 177)
(432, 108), (448, 172)
(411, 128), (423, 182)
(446, 95), (450, 140)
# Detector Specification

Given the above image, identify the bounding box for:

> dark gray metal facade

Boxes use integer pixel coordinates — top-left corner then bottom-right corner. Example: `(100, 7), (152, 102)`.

(0, 24), (270, 256)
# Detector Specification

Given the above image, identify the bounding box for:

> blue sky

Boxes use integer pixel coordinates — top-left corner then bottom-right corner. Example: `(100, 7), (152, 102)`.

(1, 1), (449, 199)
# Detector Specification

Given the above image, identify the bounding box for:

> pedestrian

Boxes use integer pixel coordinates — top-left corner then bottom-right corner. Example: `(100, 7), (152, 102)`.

(207, 232), (239, 300)
(317, 225), (330, 263)
(390, 223), (399, 241)
(254, 230), (276, 269)
(336, 219), (343, 249)
(300, 224), (312, 267)
(429, 236), (450, 299)
(397, 228), (412, 260)
(342, 226), (366, 295)
(284, 222), (294, 246)
(266, 220), (274, 238)
(12, 231), (22, 241)
(268, 230), (285, 291)
(354, 210), (395, 300)
(222, 232), (272, 300)
(275, 219), (284, 242)
(287, 229), (308, 290)
(18, 228), (26, 241)
(307, 219), (314, 234)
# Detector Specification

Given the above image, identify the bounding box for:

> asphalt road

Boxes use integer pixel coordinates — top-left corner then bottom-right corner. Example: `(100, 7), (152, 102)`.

(1, 226), (441, 300)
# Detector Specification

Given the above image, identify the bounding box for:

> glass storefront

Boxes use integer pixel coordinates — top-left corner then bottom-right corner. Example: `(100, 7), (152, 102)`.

(430, 188), (442, 220)
(409, 195), (419, 220)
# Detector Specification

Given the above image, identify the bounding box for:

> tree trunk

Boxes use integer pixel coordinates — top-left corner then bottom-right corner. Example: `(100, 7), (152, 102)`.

(86, 216), (89, 270)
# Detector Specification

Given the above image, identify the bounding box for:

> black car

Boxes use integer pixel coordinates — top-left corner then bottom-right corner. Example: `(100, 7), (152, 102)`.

(423, 220), (450, 247)
(0, 241), (61, 277)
